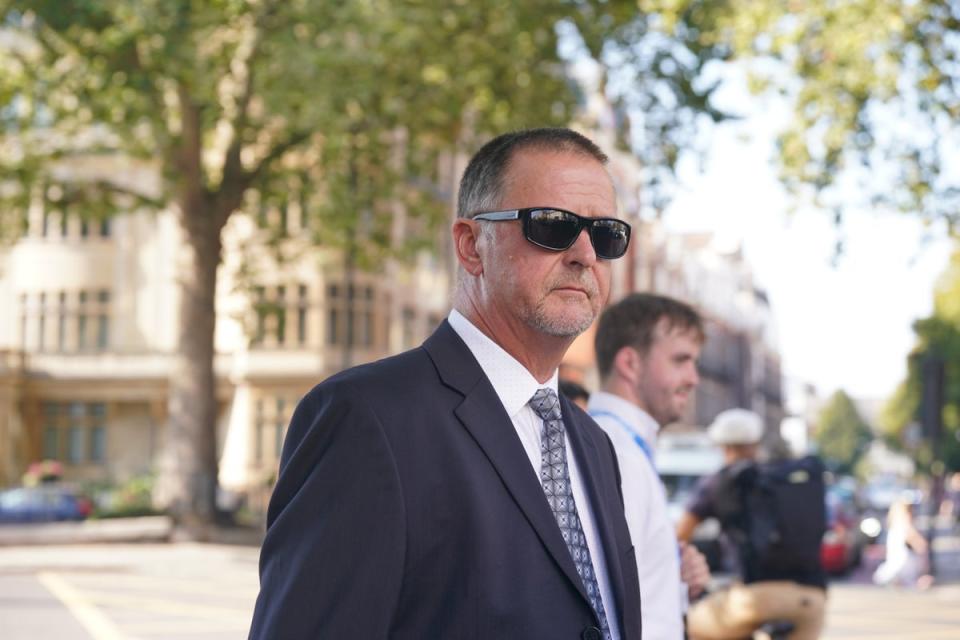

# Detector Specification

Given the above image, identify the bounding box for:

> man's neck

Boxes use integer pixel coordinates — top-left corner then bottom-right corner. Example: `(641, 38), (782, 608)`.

(601, 377), (658, 426)
(452, 303), (571, 384)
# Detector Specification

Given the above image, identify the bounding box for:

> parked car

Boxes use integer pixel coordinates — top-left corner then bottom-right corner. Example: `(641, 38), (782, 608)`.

(820, 483), (867, 575)
(656, 431), (727, 570)
(0, 485), (93, 524)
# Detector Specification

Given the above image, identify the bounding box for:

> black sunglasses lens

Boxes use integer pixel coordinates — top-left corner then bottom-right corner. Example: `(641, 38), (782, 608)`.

(591, 220), (630, 258)
(527, 209), (581, 250)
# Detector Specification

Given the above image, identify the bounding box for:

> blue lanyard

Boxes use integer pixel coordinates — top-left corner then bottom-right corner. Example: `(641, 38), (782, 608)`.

(588, 410), (654, 463)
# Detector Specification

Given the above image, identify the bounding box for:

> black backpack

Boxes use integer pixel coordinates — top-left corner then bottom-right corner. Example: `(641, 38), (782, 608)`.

(713, 455), (827, 582)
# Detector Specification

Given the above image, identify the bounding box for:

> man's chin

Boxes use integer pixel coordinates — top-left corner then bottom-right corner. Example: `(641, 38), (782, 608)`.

(530, 313), (594, 338)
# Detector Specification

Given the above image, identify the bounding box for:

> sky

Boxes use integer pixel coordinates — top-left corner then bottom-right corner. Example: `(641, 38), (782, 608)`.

(659, 77), (954, 403)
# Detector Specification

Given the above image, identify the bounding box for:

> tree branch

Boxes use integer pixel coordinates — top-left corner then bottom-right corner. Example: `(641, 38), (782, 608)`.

(87, 178), (166, 209)
(244, 131), (312, 185)
(219, 1), (281, 200)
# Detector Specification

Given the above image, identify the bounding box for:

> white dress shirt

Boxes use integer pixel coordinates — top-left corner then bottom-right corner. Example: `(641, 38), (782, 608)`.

(448, 310), (621, 639)
(587, 391), (684, 640)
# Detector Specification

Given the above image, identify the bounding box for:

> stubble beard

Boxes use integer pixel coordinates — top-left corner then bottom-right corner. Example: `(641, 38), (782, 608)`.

(526, 280), (601, 338)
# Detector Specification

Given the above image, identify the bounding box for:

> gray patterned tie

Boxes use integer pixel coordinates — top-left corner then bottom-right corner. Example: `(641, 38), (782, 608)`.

(530, 388), (612, 640)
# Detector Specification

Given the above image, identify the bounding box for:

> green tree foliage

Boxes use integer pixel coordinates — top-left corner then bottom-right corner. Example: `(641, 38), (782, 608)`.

(0, 1), (746, 524)
(730, 0), (959, 232)
(815, 389), (874, 474)
(881, 248), (960, 471)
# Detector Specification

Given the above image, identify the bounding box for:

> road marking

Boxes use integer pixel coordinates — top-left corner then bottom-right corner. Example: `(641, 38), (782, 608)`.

(68, 571), (257, 599)
(37, 572), (127, 640)
(70, 589), (251, 622)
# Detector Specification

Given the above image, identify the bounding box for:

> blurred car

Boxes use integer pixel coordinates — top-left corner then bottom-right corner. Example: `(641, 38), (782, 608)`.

(820, 483), (867, 575)
(656, 431), (727, 570)
(0, 485), (93, 524)
(864, 475), (921, 512)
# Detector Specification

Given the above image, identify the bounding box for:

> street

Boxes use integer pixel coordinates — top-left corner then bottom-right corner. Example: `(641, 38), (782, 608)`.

(2, 542), (960, 639)
(1, 544), (258, 640)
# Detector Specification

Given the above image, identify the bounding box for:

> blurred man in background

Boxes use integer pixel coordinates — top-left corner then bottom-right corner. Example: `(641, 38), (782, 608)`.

(591, 292), (711, 639)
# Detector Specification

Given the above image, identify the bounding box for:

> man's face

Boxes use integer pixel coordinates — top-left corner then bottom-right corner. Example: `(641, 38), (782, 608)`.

(635, 320), (702, 426)
(477, 149), (616, 338)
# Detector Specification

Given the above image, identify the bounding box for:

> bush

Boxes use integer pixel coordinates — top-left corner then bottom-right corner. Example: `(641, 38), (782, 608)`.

(90, 474), (164, 519)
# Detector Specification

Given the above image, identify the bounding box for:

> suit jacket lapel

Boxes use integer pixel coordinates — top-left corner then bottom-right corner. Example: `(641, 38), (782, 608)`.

(423, 322), (592, 606)
(562, 394), (631, 635)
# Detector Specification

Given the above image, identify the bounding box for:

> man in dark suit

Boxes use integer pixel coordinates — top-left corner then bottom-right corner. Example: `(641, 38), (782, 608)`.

(249, 128), (642, 639)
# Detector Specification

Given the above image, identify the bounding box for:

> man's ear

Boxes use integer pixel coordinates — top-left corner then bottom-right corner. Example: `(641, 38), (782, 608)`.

(613, 346), (642, 385)
(452, 218), (484, 276)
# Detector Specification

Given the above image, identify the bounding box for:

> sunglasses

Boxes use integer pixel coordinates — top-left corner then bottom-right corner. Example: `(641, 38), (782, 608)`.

(471, 207), (631, 259)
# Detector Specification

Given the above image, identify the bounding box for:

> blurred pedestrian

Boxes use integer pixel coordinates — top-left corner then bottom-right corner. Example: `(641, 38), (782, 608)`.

(591, 292), (711, 639)
(678, 409), (828, 640)
(873, 496), (932, 589)
(249, 128), (641, 639)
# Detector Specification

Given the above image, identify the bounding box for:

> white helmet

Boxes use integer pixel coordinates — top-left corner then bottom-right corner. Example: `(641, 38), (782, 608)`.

(707, 408), (763, 445)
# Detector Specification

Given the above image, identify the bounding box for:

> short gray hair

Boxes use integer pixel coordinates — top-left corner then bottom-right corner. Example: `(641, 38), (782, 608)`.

(456, 128), (608, 218)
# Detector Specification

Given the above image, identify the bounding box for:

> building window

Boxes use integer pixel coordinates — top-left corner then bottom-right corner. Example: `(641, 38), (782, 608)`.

(327, 283), (377, 348)
(274, 398), (287, 459)
(77, 291), (88, 351)
(90, 426), (106, 463)
(275, 286), (286, 345)
(96, 290), (110, 350)
(100, 217), (111, 238)
(68, 426), (85, 463)
(253, 396), (292, 465)
(402, 307), (417, 349)
(43, 426), (59, 460)
(57, 292), (67, 351)
(326, 284), (340, 346)
(297, 285), (308, 345)
(251, 283), (308, 348)
(254, 399), (265, 464)
(37, 293), (46, 352)
(40, 402), (108, 465)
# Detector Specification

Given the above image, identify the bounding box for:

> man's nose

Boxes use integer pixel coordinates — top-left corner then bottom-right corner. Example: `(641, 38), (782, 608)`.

(563, 227), (597, 266)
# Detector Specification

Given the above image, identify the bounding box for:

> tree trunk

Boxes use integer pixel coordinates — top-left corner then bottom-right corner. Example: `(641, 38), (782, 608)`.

(156, 201), (225, 528)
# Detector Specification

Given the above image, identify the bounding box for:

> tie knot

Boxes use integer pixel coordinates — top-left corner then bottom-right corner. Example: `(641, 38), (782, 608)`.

(529, 388), (563, 422)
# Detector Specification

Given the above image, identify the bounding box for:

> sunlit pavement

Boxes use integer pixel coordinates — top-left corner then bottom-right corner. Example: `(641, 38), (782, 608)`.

(822, 523), (960, 640)
(0, 543), (259, 640)
(2, 539), (960, 639)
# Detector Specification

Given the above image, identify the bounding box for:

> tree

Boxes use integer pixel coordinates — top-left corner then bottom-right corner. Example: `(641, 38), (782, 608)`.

(0, 1), (749, 525)
(815, 389), (874, 474)
(881, 247), (960, 471)
(734, 0), (960, 233)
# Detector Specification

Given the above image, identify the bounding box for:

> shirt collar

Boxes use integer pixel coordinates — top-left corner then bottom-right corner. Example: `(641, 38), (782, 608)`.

(448, 309), (558, 417)
(587, 390), (661, 445)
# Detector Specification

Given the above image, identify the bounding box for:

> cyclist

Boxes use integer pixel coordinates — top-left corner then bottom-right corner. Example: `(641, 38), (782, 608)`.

(677, 409), (827, 640)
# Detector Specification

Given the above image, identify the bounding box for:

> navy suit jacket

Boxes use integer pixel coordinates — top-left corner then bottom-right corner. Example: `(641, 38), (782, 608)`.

(249, 321), (643, 639)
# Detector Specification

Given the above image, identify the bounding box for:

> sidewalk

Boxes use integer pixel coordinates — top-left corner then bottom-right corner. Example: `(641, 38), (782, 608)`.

(0, 516), (173, 546)
(0, 516), (265, 547)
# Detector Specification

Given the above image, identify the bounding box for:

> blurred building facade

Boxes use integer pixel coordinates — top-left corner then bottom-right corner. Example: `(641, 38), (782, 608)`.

(0, 200), (449, 494)
(563, 73), (786, 443)
(561, 219), (786, 442)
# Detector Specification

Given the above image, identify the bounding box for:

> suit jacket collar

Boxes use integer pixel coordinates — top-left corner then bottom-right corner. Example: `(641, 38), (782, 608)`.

(423, 321), (630, 631)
